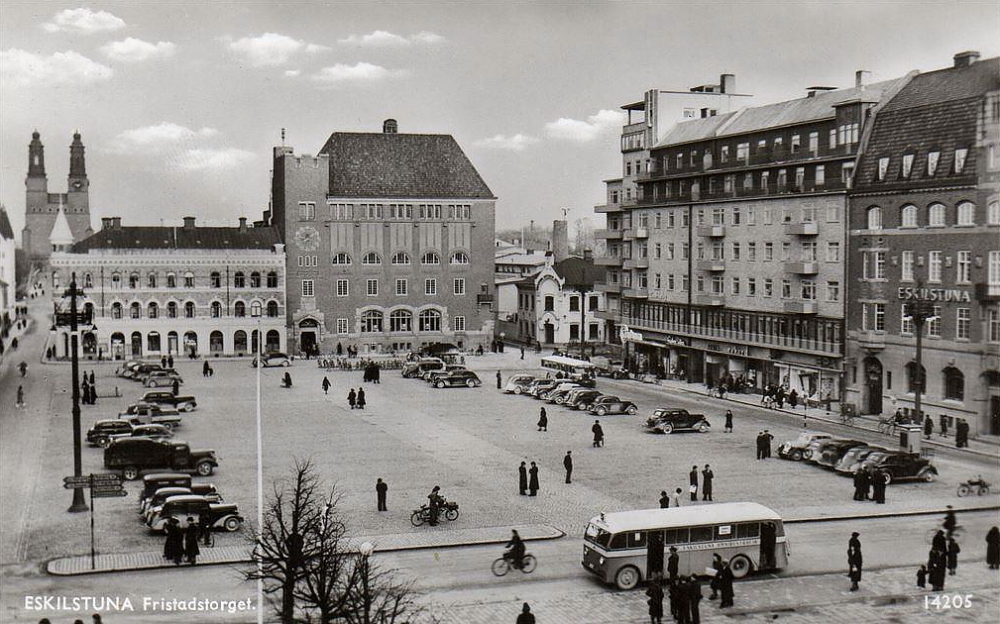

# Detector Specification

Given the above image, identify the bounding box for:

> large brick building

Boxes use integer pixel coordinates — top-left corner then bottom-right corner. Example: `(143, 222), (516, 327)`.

(269, 119), (496, 355)
(845, 52), (1000, 436)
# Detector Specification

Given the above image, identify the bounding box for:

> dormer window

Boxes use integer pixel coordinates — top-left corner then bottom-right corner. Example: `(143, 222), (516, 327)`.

(877, 157), (890, 181)
(954, 148), (968, 173)
(927, 151), (940, 176)
(901, 154), (914, 178)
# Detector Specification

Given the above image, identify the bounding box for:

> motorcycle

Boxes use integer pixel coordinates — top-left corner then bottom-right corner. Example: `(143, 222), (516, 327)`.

(491, 552), (537, 576)
(957, 477), (991, 497)
(410, 500), (459, 526)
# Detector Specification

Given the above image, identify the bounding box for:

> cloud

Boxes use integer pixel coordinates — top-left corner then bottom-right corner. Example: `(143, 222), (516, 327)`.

(223, 32), (328, 67)
(0, 48), (112, 86)
(310, 62), (403, 87)
(474, 133), (539, 152)
(338, 30), (446, 46)
(284, 69), (301, 77)
(42, 7), (126, 34)
(112, 122), (218, 153)
(544, 109), (625, 142)
(101, 38), (176, 62)
(174, 147), (255, 172)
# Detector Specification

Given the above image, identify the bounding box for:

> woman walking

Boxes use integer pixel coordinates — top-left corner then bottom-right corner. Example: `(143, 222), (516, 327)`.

(184, 517), (200, 564)
(356, 388), (366, 409)
(347, 388), (357, 409)
(986, 526), (1000, 569)
(322, 376), (331, 395)
(724, 410), (733, 433)
(537, 407), (547, 432)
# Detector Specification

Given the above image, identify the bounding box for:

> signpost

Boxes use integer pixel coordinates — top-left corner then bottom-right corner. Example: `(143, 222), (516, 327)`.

(62, 474), (126, 569)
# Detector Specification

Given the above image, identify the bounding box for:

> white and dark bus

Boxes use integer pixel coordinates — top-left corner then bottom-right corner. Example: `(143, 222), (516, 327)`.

(582, 502), (789, 590)
(541, 355), (597, 380)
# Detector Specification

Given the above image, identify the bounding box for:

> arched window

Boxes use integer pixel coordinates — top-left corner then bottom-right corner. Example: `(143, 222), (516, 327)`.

(956, 201), (975, 226)
(450, 251), (471, 265)
(928, 203), (946, 227)
(234, 272), (246, 288)
(148, 302), (159, 319)
(332, 252), (352, 265)
(389, 309), (412, 332)
(418, 309), (442, 332)
(210, 271), (222, 288)
(234, 330), (248, 353)
(250, 272), (262, 288)
(210, 331), (224, 354)
(147, 273), (157, 288)
(184, 301), (196, 318)
(166, 273), (177, 288)
(943, 367), (964, 401)
(184, 272), (195, 288)
(266, 300), (279, 317)
(83, 302), (95, 320)
(866, 206), (882, 230)
(234, 301), (246, 317)
(421, 251), (440, 266)
(130, 302), (141, 319)
(391, 252), (411, 265)
(83, 273), (93, 288)
(211, 301), (222, 318)
(361, 310), (383, 333)
(989, 201), (1000, 225)
(111, 272), (122, 289)
(266, 271), (279, 288)
(906, 361), (926, 393)
(167, 301), (178, 318)
(129, 272), (140, 289)
(900, 204), (917, 228)
(362, 252), (382, 265)
(51, 271), (60, 289)
(111, 302), (123, 319)
(148, 332), (161, 352)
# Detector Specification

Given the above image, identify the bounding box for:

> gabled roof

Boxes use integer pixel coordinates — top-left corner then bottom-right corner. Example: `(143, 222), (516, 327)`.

(879, 57), (999, 112)
(72, 225), (281, 252)
(320, 132), (494, 199)
(552, 257), (604, 288)
(49, 207), (74, 245)
(0, 206), (14, 240)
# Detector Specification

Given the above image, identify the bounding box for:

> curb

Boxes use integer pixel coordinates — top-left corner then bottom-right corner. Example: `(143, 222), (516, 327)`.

(785, 504), (1000, 524)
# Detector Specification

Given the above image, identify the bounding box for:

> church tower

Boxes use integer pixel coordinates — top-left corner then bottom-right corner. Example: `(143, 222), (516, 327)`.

(22, 131), (92, 261)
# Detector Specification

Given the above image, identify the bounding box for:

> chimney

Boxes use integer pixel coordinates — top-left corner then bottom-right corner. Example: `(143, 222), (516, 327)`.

(720, 73), (736, 94)
(953, 50), (980, 68)
(238, 217), (248, 232)
(383, 119), (398, 134)
(855, 70), (871, 88)
(182, 216), (196, 230)
(551, 220), (569, 263)
(112, 217), (122, 230)
(101, 217), (113, 230)
(583, 247), (593, 261)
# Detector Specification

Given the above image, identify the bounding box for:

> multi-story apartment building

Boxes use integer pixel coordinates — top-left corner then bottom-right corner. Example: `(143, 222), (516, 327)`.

(269, 119), (496, 355)
(514, 254), (606, 348)
(49, 216), (286, 360)
(846, 52), (1000, 436)
(598, 72), (912, 403)
(0, 206), (16, 327)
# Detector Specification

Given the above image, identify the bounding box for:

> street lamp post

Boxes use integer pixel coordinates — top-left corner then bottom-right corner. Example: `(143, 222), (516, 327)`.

(250, 301), (264, 624)
(67, 273), (88, 512)
(905, 295), (936, 425)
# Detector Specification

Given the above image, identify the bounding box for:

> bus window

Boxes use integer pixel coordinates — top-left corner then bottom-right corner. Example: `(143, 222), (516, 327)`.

(714, 525), (734, 540)
(585, 524), (612, 548)
(689, 526), (713, 543)
(737, 522), (760, 539)
(627, 531), (648, 549)
(664, 528), (689, 544)
(610, 533), (627, 550)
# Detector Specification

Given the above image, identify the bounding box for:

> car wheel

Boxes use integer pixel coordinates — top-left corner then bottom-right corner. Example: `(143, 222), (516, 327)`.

(802, 449), (813, 460)
(790, 449), (803, 461)
(614, 565), (641, 590)
(122, 466), (140, 480)
(883, 472), (892, 485)
(281, 361), (290, 367)
(162, 423), (173, 432)
(146, 380), (155, 387)
(98, 437), (111, 448)
(626, 405), (638, 415)
(223, 516), (242, 532)
(196, 461), (214, 476)
(729, 554), (753, 578)
(596, 407), (607, 416)
(436, 381), (445, 389)
(466, 379), (476, 388)
(697, 422), (710, 433)
(919, 468), (936, 483)
(514, 387), (522, 395)
(661, 423), (674, 434)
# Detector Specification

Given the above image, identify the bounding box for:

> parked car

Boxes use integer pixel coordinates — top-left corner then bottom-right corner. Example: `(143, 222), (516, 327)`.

(424, 364), (467, 382)
(566, 389), (603, 410)
(106, 423), (175, 447)
(868, 452), (938, 484)
(835, 445), (887, 473)
(547, 385), (584, 405)
(855, 449), (892, 473)
(87, 419), (136, 447)
(125, 363), (165, 380)
(117, 403), (183, 429)
(116, 360), (145, 378)
(143, 370), (183, 388)
(433, 371), (482, 388)
(104, 439), (218, 480)
(526, 379), (559, 398)
(140, 390), (197, 412)
(644, 408), (709, 433)
(803, 437), (848, 462)
(588, 395), (639, 416)
(142, 485), (222, 521)
(146, 494), (243, 533)
(401, 358), (444, 378)
(777, 432), (832, 461)
(138, 473), (191, 508)
(503, 374), (536, 394)
(251, 352), (292, 368)
(540, 382), (581, 401)
(812, 439), (866, 467)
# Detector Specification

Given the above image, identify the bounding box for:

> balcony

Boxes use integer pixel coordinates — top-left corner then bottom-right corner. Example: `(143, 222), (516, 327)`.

(594, 204), (624, 214)
(595, 282), (622, 294)
(785, 261), (819, 275)
(855, 330), (886, 351)
(694, 294), (726, 307)
(595, 228), (624, 240)
(634, 226), (649, 239)
(784, 301), (818, 314)
(595, 255), (625, 267)
(784, 222), (819, 236)
(594, 309), (620, 322)
(476, 293), (494, 305)
(622, 287), (649, 299)
(696, 225), (726, 238)
(623, 257), (650, 270)
(696, 260), (726, 272)
(975, 282), (1000, 302)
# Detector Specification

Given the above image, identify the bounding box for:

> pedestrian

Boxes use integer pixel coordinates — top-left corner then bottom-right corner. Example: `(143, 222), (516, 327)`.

(92, 614), (103, 624)
(708, 553), (723, 599)
(689, 465), (698, 501)
(762, 430), (773, 458)
(672, 487), (682, 508)
(724, 409), (732, 433)
(282, 371), (293, 388)
(520, 346), (525, 360)
(955, 419), (969, 448)
(848, 532), (862, 590)
(376, 478), (388, 511)
(917, 564), (927, 588)
(592, 419), (604, 447)
(986, 526), (1000, 570)
(924, 415), (933, 439)
(760, 522), (777, 569)
(348, 388), (357, 409)
(939, 416), (948, 438)
(172, 378), (180, 396)
(89, 370), (95, 385)
(184, 517), (200, 564)
(356, 387), (366, 409)
(667, 546), (679, 580)
(687, 575), (702, 624)
(646, 575), (664, 624)
(675, 577), (691, 624)
(755, 432), (765, 460)
(946, 537), (960, 575)
(788, 389), (799, 410)
(167, 354), (174, 368)
(516, 602), (535, 624)
(701, 465), (714, 501)
(928, 548), (947, 591)
(852, 469), (864, 501)
(849, 562), (862, 592)
(873, 470), (886, 504)
(16, 385), (25, 408)
(563, 451), (573, 483)
(537, 407), (548, 432)
(518, 461), (528, 495)
(932, 529), (946, 553)
(322, 376), (331, 395)
(203, 361), (210, 377)
(718, 560), (735, 608)
(18, 361), (27, 377)
(82, 379), (90, 405)
(860, 467), (871, 501)
(496, 370), (502, 390)
(528, 461), (539, 496)
(161, 356), (168, 368)
(167, 518), (184, 564)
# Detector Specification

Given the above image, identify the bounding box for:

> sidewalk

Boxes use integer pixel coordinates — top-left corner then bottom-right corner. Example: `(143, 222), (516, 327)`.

(45, 523), (563, 576)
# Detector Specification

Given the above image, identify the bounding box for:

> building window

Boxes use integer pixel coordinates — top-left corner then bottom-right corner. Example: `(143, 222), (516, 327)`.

(747, 242), (756, 261)
(297, 202), (316, 220)
(234, 301), (246, 317)
(207, 271), (220, 288)
(424, 278), (436, 295)
(874, 251), (886, 279)
(184, 301), (195, 318)
(842, 163), (854, 188)
(421, 252), (440, 266)
(901, 251), (914, 281)
(763, 278), (773, 297)
(956, 202), (975, 226)
(826, 281), (840, 302)
(838, 122), (859, 146)
(781, 279), (791, 298)
(764, 243), (773, 262)
(418, 309), (442, 332)
(389, 309), (412, 332)
(569, 296), (580, 312)
(794, 167), (805, 189)
(900, 204), (917, 228)
(391, 252), (410, 265)
(130, 302), (141, 319)
(928, 306), (942, 337)
(801, 280), (815, 300)
(943, 367), (964, 401)
(332, 252), (352, 265)
(956, 308), (971, 340)
(453, 278), (465, 295)
(747, 278), (756, 296)
(267, 301), (279, 317)
(815, 164), (825, 186)
(790, 134), (801, 153)
(336, 279), (349, 297)
(866, 206), (882, 230)
(991, 251), (1000, 292)
(206, 301), (220, 318)
(829, 129), (837, 149)
(808, 131), (818, 154)
(901, 154), (914, 178)
(250, 272), (261, 288)
(361, 310), (383, 333)
(901, 303), (914, 335)
(544, 295), (554, 311)
(337, 318), (349, 335)
(781, 242), (790, 262)
(450, 251), (471, 265)
(928, 203), (946, 227)
(877, 157), (890, 181)
(362, 252), (382, 266)
(927, 151), (940, 176)
(147, 273), (158, 289)
(454, 316), (466, 332)
(731, 242), (741, 261)
(954, 148), (968, 173)
(234, 272), (246, 288)
(302, 280), (314, 297)
(802, 241), (817, 262)
(111, 302), (123, 319)
(989, 309), (1000, 343)
(367, 279), (379, 296)
(956, 251), (971, 283)
(731, 277), (740, 295)
(873, 303), (885, 331)
(928, 251), (942, 283)
(826, 242), (840, 263)
(395, 278), (407, 296)
(166, 302), (177, 318)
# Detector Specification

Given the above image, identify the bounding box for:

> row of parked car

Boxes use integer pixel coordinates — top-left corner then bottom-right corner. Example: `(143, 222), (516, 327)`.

(400, 357), (483, 388)
(137, 472), (243, 534)
(777, 432), (938, 484)
(117, 360), (186, 389)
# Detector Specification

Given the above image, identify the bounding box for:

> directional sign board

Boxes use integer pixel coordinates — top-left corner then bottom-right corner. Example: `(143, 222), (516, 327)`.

(63, 473), (124, 489)
(63, 476), (91, 489)
(91, 489), (128, 498)
(90, 473), (123, 484)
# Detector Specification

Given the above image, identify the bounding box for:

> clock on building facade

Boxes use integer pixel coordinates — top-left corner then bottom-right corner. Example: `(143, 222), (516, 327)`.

(293, 226), (320, 251)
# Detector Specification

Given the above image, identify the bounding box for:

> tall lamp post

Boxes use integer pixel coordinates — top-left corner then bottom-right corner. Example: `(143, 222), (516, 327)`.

(905, 294), (936, 423)
(250, 301), (264, 624)
(65, 273), (88, 512)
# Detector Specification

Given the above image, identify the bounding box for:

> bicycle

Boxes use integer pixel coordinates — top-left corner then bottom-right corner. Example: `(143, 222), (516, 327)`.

(925, 525), (964, 545)
(491, 552), (537, 576)
(877, 418), (898, 436)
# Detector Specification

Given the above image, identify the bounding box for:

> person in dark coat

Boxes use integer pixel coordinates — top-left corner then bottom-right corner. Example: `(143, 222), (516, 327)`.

(687, 575), (702, 624)
(709, 553), (723, 599)
(203, 361), (210, 377)
(646, 576), (664, 624)
(788, 389), (799, 409)
(563, 451), (573, 483)
(528, 462), (539, 496)
(674, 577), (690, 624)
(660, 490), (670, 509)
(321, 376), (331, 395)
(163, 518), (180, 561)
(592, 420), (604, 447)
(917, 564), (927, 588)
(852, 469), (864, 501)
(82, 379), (90, 405)
(170, 377), (180, 395)
(724, 410), (733, 433)
(356, 388), (366, 409)
(718, 561), (735, 608)
(848, 532), (862, 590)
(184, 517), (200, 564)
(689, 466), (698, 501)
(987, 526), (1000, 569)
(161, 356), (168, 368)
(873, 470), (886, 504)
(762, 430), (773, 458)
(946, 537), (960, 575)
(755, 432), (765, 460)
(89, 370), (95, 385)
(347, 388), (357, 409)
(167, 355), (174, 368)
(282, 372), (292, 388)
(496, 370), (502, 390)
(537, 407), (548, 432)
(928, 548), (947, 591)
(859, 468), (871, 501)
(848, 562), (862, 591)
(515, 602), (535, 624)
(924, 415), (933, 439)
(518, 462), (528, 495)
(376, 478), (388, 511)
(760, 523), (776, 569)
(667, 546), (679, 580)
(954, 419), (968, 448)
(932, 529), (947, 553)
(701, 465), (714, 501)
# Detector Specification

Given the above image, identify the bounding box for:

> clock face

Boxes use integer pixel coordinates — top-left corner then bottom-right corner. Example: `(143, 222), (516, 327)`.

(294, 226), (320, 251)
(72, 180), (83, 190)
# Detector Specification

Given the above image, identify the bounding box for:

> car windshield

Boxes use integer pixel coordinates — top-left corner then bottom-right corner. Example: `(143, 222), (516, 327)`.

(585, 523), (612, 548)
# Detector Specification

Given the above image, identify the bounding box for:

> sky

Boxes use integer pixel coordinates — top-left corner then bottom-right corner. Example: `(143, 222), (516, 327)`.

(1, 0), (998, 239)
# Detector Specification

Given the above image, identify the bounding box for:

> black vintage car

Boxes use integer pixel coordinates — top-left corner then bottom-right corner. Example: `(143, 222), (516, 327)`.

(433, 371), (482, 388)
(868, 452), (938, 484)
(588, 395), (638, 416)
(146, 495), (243, 533)
(566, 389), (603, 410)
(104, 439), (218, 480)
(87, 419), (135, 446)
(644, 408), (710, 433)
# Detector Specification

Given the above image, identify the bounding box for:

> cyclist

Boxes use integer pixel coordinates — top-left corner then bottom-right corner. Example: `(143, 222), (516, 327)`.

(943, 505), (957, 539)
(505, 529), (525, 570)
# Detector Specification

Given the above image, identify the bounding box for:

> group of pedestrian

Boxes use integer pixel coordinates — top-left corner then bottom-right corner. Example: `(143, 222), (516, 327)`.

(954, 418), (970, 448)
(362, 362), (381, 383)
(852, 467), (887, 504)
(159, 355), (175, 369)
(760, 384), (790, 409)
(162, 517), (200, 565)
(646, 573), (707, 623)
(201, 361), (214, 377)
(347, 387), (367, 409)
(518, 461), (540, 496)
(755, 430), (774, 459)
(925, 531), (955, 591)
(80, 370), (98, 405)
(685, 465), (714, 501)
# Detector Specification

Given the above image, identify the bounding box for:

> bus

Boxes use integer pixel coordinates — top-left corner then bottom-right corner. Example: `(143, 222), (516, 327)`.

(582, 502), (788, 590)
(541, 355), (597, 383)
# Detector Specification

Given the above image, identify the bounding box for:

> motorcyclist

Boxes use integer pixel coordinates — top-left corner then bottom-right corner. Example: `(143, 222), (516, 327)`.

(428, 486), (443, 526)
(943, 505), (957, 539)
(505, 529), (525, 569)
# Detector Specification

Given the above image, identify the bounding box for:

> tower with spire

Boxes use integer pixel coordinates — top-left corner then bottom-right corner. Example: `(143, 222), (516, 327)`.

(22, 131), (93, 261)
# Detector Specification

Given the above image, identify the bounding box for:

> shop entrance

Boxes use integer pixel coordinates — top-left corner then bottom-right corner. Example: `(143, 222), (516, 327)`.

(543, 323), (554, 344)
(863, 357), (884, 415)
(688, 350), (704, 384)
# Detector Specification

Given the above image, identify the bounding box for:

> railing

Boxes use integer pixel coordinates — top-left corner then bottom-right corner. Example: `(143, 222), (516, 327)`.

(622, 287), (649, 298)
(694, 294), (725, 307)
(476, 294), (494, 304)
(624, 317), (842, 356)
(696, 260), (726, 272)
(785, 222), (819, 236)
(696, 225), (725, 238)
(785, 261), (819, 275)
(783, 301), (819, 314)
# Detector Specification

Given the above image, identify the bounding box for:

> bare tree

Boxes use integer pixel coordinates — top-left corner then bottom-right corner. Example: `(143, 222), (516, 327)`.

(339, 555), (431, 624)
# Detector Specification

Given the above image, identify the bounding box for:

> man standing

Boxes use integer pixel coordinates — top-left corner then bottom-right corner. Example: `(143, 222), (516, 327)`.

(348, 388), (357, 409)
(563, 451), (573, 484)
(724, 410), (733, 433)
(518, 462), (528, 495)
(172, 378), (180, 396)
(718, 561), (735, 608)
(701, 465), (714, 501)
(592, 420), (604, 447)
(428, 486), (442, 526)
(689, 466), (699, 501)
(167, 354), (174, 369)
(762, 430), (774, 458)
(659, 490), (670, 508)
(528, 462), (539, 496)
(537, 407), (548, 432)
(755, 432), (764, 460)
(376, 478), (388, 511)
(356, 387), (366, 409)
(322, 377), (331, 395)
(667, 546), (679, 580)
(184, 517), (200, 564)
(848, 532), (863, 591)
(687, 575), (702, 624)
(496, 370), (502, 390)
(924, 414), (933, 439)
